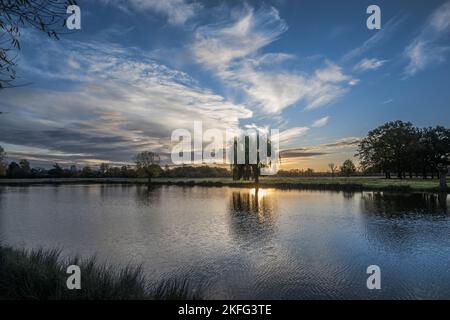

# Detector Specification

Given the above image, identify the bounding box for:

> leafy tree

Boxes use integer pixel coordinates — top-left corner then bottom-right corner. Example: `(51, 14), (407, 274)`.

(358, 121), (450, 179)
(0, 0), (77, 88)
(357, 121), (417, 179)
(5, 159), (31, 177)
(80, 166), (94, 178)
(340, 159), (356, 177)
(19, 159), (30, 174)
(7, 161), (20, 177)
(424, 126), (450, 178)
(135, 151), (161, 184)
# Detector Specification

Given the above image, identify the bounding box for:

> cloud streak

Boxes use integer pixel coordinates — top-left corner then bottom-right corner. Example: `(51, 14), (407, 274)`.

(404, 1), (450, 77)
(354, 58), (388, 71)
(311, 116), (329, 128)
(100, 0), (202, 25)
(342, 16), (404, 62)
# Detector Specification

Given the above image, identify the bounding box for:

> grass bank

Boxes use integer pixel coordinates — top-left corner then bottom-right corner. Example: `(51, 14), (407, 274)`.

(0, 176), (448, 192)
(0, 245), (199, 300)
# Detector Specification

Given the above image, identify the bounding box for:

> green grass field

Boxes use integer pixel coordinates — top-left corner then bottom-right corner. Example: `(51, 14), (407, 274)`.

(151, 176), (448, 192)
(0, 176), (448, 192)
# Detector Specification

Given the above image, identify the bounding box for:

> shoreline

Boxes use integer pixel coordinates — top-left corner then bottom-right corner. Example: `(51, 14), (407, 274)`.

(0, 177), (448, 193)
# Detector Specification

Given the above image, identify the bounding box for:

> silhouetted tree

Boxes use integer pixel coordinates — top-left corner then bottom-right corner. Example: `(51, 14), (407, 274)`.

(328, 163), (338, 177)
(0, 145), (5, 176)
(80, 166), (94, 178)
(99, 163), (109, 175)
(357, 121), (417, 179)
(231, 134), (273, 183)
(7, 161), (21, 177)
(48, 163), (63, 178)
(135, 151), (161, 184)
(19, 159), (30, 176)
(340, 159), (356, 177)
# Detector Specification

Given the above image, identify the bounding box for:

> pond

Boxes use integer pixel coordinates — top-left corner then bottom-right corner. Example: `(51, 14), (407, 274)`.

(0, 184), (449, 299)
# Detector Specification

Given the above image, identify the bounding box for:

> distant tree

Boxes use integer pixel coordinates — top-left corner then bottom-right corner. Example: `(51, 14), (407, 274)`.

(7, 161), (21, 178)
(340, 159), (356, 177)
(29, 167), (44, 178)
(134, 151), (161, 184)
(120, 165), (136, 178)
(69, 165), (78, 176)
(19, 159), (31, 175)
(80, 166), (94, 178)
(0, 146), (6, 176)
(305, 168), (314, 176)
(0, 0), (77, 88)
(328, 163), (338, 177)
(48, 163), (64, 178)
(5, 159), (31, 178)
(99, 163), (109, 175)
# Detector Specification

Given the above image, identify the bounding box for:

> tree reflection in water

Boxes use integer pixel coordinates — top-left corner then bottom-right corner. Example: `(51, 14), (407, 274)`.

(228, 188), (278, 243)
(359, 192), (450, 252)
(360, 192), (448, 216)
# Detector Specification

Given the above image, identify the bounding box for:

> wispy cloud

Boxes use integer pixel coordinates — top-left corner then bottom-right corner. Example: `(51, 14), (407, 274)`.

(404, 1), (450, 77)
(311, 116), (329, 128)
(343, 16), (404, 62)
(277, 127), (310, 147)
(280, 136), (362, 167)
(100, 0), (202, 25)
(0, 35), (252, 165)
(354, 58), (388, 71)
(192, 6), (356, 114)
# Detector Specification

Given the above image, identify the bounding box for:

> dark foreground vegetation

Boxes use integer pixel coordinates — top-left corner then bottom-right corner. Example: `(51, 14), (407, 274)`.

(0, 245), (199, 300)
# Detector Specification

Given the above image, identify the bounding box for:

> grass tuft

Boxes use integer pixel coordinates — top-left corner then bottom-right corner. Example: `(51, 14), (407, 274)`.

(0, 245), (200, 300)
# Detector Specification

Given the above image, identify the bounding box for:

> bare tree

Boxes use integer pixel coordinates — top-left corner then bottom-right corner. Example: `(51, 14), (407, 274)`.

(0, 0), (77, 88)
(328, 163), (338, 178)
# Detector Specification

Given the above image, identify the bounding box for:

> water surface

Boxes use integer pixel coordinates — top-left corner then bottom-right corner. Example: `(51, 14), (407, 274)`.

(1, 184), (449, 299)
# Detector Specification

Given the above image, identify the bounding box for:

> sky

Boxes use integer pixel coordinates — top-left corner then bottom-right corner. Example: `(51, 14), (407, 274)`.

(1, 0), (450, 171)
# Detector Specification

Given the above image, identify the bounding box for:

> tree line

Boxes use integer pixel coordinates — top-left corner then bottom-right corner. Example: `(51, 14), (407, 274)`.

(0, 120), (449, 181)
(0, 161), (231, 180)
(0, 150), (230, 180)
(357, 121), (450, 179)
